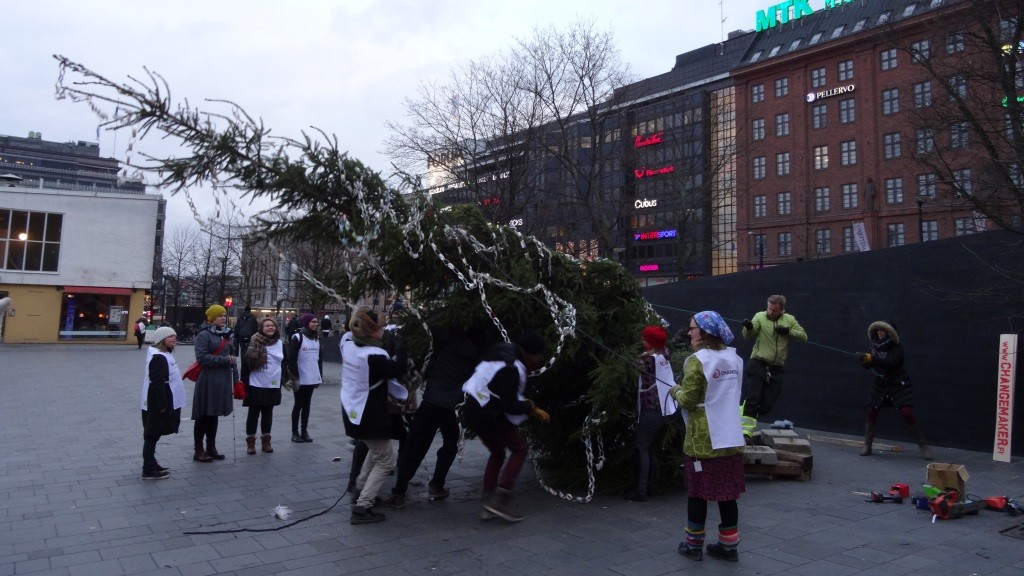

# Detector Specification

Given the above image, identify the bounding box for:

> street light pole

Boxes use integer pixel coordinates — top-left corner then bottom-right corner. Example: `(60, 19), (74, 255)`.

(758, 237), (765, 268)
(916, 198), (925, 243)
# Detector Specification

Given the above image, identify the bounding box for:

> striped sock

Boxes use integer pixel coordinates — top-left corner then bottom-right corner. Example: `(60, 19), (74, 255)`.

(718, 524), (740, 549)
(685, 522), (706, 547)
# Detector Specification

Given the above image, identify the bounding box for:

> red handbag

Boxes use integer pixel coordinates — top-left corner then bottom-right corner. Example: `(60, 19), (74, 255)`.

(233, 380), (246, 400)
(183, 337), (230, 382)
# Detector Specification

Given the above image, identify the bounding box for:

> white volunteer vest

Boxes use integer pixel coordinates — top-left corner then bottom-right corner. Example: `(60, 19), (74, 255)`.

(249, 340), (284, 389)
(637, 352), (678, 418)
(461, 358), (529, 425)
(293, 333), (322, 385)
(141, 348), (185, 410)
(339, 337), (389, 425)
(690, 347), (744, 450)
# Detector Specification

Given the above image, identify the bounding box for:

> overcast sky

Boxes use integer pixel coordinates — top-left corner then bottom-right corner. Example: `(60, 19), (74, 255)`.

(4, 0), (767, 228)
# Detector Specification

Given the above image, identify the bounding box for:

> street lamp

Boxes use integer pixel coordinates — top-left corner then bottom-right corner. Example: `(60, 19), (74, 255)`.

(747, 231), (765, 269)
(916, 194), (929, 242)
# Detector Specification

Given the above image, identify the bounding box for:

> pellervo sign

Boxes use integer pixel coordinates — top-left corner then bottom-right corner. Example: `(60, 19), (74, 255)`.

(806, 84), (856, 102)
(993, 334), (1017, 462)
(755, 0), (855, 33)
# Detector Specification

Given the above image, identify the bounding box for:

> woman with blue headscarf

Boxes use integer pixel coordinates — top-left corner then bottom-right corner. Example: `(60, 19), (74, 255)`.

(671, 311), (745, 563)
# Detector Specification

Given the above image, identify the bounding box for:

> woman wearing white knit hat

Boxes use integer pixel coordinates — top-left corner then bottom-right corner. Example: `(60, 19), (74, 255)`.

(141, 326), (184, 479)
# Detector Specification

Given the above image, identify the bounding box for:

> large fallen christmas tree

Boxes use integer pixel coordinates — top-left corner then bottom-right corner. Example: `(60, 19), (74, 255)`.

(55, 56), (687, 501)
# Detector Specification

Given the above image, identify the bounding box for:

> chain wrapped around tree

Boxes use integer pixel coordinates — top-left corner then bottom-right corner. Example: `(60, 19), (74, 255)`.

(54, 55), (686, 501)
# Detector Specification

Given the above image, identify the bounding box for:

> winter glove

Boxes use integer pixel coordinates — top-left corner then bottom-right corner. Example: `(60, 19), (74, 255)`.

(742, 319), (753, 331)
(775, 326), (790, 336)
(859, 353), (872, 368)
(531, 405), (550, 424)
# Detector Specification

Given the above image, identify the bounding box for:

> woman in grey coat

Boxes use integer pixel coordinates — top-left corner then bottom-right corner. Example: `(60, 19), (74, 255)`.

(191, 304), (236, 462)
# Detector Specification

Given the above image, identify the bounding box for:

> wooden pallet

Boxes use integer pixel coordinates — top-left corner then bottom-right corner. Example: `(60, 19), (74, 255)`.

(744, 459), (811, 481)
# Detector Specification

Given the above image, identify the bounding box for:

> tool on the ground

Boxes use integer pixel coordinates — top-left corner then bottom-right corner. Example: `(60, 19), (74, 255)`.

(985, 496), (1009, 511)
(911, 495), (930, 510)
(868, 491), (904, 504)
(888, 483), (910, 498)
(922, 484), (943, 498)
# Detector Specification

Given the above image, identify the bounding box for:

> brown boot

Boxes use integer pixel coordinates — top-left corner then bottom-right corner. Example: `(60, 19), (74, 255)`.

(860, 422), (875, 456)
(911, 423), (933, 460)
(261, 434), (273, 453)
(246, 435), (256, 455)
(206, 439), (226, 460)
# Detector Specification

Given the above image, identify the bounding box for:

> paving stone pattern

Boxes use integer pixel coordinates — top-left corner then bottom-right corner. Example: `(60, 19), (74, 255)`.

(0, 344), (1022, 575)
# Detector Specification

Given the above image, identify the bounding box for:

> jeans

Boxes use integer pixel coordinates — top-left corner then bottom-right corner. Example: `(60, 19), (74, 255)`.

(479, 426), (528, 492)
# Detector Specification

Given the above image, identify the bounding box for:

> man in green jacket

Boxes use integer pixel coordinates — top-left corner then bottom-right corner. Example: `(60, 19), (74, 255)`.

(740, 294), (807, 417)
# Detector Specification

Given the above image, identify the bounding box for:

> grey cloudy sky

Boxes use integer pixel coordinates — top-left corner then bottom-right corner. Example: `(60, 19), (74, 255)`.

(4, 0), (767, 227)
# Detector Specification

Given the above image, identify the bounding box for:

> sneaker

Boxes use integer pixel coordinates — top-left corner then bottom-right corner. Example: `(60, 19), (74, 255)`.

(378, 493), (406, 509)
(483, 487), (524, 522)
(677, 542), (703, 561)
(428, 483), (450, 501)
(155, 463), (169, 474)
(300, 431), (313, 442)
(350, 506), (386, 525)
(705, 542), (738, 562)
(624, 490), (648, 502)
(141, 469), (170, 481)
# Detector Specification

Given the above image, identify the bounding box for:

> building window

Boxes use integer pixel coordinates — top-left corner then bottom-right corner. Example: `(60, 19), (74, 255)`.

(754, 195), (767, 218)
(775, 77), (789, 97)
(838, 59), (854, 81)
(840, 140), (857, 166)
(951, 121), (968, 149)
(886, 223), (906, 247)
(947, 74), (967, 100)
(811, 67), (826, 88)
(841, 183), (859, 208)
(777, 192), (792, 215)
(955, 217), (977, 236)
(839, 98), (856, 124)
(922, 220), (938, 242)
(881, 48), (898, 71)
(753, 156), (766, 179)
(812, 103), (827, 129)
(911, 39), (931, 62)
(814, 186), (831, 212)
(954, 168), (973, 196)
(946, 30), (965, 54)
(885, 177), (904, 204)
(0, 209), (63, 272)
(1001, 17), (1019, 43)
(813, 145), (829, 170)
(882, 88), (900, 115)
(752, 118), (765, 141)
(752, 84), (765, 103)
(843, 226), (858, 252)
(913, 81), (932, 107)
(915, 129), (935, 154)
(776, 113), (790, 137)
(778, 232), (792, 256)
(776, 152), (791, 175)
(883, 132), (902, 159)
(815, 229), (831, 255)
(918, 173), (937, 198)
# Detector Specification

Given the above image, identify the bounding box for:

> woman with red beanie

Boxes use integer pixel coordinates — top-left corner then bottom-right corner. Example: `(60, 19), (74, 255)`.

(625, 325), (677, 502)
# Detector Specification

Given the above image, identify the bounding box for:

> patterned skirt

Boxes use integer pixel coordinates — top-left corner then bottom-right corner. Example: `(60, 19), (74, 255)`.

(684, 453), (745, 501)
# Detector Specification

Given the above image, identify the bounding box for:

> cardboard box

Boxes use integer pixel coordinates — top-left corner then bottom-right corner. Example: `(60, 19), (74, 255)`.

(926, 463), (969, 494)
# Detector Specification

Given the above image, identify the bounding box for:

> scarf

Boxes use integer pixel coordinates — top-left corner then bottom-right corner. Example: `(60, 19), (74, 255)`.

(245, 332), (280, 371)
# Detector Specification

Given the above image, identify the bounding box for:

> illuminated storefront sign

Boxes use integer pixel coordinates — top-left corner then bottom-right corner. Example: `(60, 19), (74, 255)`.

(634, 165), (675, 179)
(634, 198), (658, 209)
(634, 132), (665, 148)
(509, 218), (523, 227)
(1001, 95), (1024, 107)
(639, 264), (660, 272)
(806, 84), (856, 102)
(755, 0), (853, 33)
(634, 229), (678, 241)
(481, 197), (501, 206)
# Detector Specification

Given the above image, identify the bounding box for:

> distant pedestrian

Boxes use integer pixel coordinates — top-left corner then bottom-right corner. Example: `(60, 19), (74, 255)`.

(672, 311), (744, 563)
(857, 321), (932, 460)
(288, 314), (322, 443)
(625, 325), (676, 502)
(234, 305), (259, 358)
(191, 305), (235, 462)
(135, 317), (147, 349)
(141, 326), (184, 480)
(740, 294), (807, 417)
(285, 314), (301, 338)
(321, 314), (333, 337)
(462, 331), (550, 522)
(241, 317), (286, 455)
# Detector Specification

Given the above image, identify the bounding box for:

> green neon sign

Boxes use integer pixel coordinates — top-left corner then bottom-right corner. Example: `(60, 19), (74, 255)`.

(1001, 95), (1024, 107)
(755, 0), (854, 33)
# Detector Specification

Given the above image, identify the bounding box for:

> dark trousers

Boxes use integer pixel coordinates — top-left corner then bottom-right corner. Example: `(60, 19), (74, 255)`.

(291, 386), (315, 434)
(391, 403), (459, 495)
(136, 333), (145, 349)
(246, 405), (273, 435)
(141, 411), (160, 471)
(479, 426), (528, 492)
(688, 496), (739, 528)
(193, 415), (219, 449)
(742, 358), (784, 417)
(634, 409), (666, 495)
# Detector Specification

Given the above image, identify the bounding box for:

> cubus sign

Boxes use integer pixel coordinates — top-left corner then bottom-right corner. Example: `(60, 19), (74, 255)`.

(755, 0), (854, 33)
(993, 334), (1017, 462)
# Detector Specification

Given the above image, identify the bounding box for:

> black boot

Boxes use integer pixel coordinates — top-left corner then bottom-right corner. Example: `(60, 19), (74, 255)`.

(910, 423), (933, 460)
(860, 422), (875, 456)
